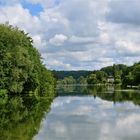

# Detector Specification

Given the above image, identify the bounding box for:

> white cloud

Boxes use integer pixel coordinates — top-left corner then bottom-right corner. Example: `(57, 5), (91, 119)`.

(25, 0), (57, 8)
(1, 0), (140, 70)
(116, 40), (140, 57)
(32, 35), (47, 52)
(106, 0), (140, 25)
(69, 36), (96, 44)
(49, 34), (68, 46)
(0, 4), (41, 33)
(46, 59), (72, 70)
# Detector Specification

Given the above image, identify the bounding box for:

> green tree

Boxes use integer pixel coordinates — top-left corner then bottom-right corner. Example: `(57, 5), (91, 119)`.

(77, 76), (87, 84)
(0, 24), (55, 94)
(132, 64), (140, 85)
(123, 72), (134, 86)
(87, 74), (97, 84)
(95, 71), (107, 83)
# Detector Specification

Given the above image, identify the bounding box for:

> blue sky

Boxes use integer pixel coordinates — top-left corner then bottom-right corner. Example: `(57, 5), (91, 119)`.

(22, 1), (43, 16)
(0, 0), (140, 70)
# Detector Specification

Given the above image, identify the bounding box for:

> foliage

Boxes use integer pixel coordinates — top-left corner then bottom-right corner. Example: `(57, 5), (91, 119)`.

(86, 62), (140, 86)
(123, 72), (134, 86)
(0, 24), (55, 94)
(114, 78), (121, 84)
(87, 71), (107, 85)
(95, 71), (107, 83)
(132, 64), (140, 85)
(57, 76), (76, 85)
(55, 62), (140, 87)
(53, 70), (92, 79)
(77, 76), (87, 85)
(57, 75), (87, 86)
(87, 74), (97, 84)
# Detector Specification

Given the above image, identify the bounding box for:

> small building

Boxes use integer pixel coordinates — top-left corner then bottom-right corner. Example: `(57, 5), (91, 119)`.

(107, 76), (114, 83)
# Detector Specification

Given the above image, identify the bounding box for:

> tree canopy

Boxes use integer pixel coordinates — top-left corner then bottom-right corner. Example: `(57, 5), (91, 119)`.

(0, 24), (55, 94)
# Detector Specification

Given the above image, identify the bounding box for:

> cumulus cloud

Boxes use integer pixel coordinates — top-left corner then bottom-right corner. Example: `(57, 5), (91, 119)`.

(69, 36), (96, 44)
(106, 0), (140, 25)
(115, 40), (140, 57)
(49, 34), (68, 46)
(0, 3), (41, 33)
(0, 0), (140, 70)
(46, 59), (72, 70)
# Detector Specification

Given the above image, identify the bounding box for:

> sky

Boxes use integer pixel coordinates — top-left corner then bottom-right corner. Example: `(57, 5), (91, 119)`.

(0, 0), (140, 70)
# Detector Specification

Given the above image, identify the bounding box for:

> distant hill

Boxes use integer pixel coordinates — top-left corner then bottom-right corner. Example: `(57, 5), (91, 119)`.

(53, 70), (92, 79)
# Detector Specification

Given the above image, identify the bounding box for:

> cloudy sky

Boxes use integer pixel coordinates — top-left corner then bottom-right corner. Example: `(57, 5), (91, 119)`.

(0, 0), (140, 70)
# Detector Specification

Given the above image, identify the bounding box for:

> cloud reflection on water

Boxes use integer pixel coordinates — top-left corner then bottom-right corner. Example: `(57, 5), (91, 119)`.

(34, 96), (140, 140)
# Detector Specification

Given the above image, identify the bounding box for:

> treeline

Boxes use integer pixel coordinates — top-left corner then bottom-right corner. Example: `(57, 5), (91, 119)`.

(57, 76), (87, 85)
(56, 63), (140, 87)
(54, 70), (91, 85)
(87, 64), (127, 85)
(100, 63), (140, 86)
(53, 70), (92, 79)
(0, 24), (55, 95)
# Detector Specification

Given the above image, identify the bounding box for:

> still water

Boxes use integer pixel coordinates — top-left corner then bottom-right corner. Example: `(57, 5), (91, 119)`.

(1, 86), (140, 140)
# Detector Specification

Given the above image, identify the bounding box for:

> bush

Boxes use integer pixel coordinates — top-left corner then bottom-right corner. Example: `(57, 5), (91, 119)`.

(114, 79), (122, 84)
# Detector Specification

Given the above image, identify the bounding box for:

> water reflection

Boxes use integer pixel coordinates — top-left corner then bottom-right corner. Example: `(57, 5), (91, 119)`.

(1, 86), (140, 140)
(34, 85), (140, 140)
(57, 85), (140, 106)
(0, 94), (54, 140)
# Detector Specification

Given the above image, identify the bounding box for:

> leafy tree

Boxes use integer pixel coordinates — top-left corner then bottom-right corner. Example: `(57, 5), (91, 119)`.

(54, 70), (92, 79)
(87, 74), (97, 84)
(95, 71), (107, 83)
(123, 72), (134, 86)
(0, 23), (55, 94)
(101, 66), (114, 76)
(132, 64), (140, 85)
(57, 76), (76, 85)
(114, 74), (122, 84)
(77, 76), (87, 84)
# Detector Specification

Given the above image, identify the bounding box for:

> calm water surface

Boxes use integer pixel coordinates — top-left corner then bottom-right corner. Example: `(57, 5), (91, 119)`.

(34, 86), (140, 140)
(1, 86), (140, 140)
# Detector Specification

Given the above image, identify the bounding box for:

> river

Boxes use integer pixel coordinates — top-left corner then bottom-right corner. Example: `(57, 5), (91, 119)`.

(1, 85), (140, 140)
